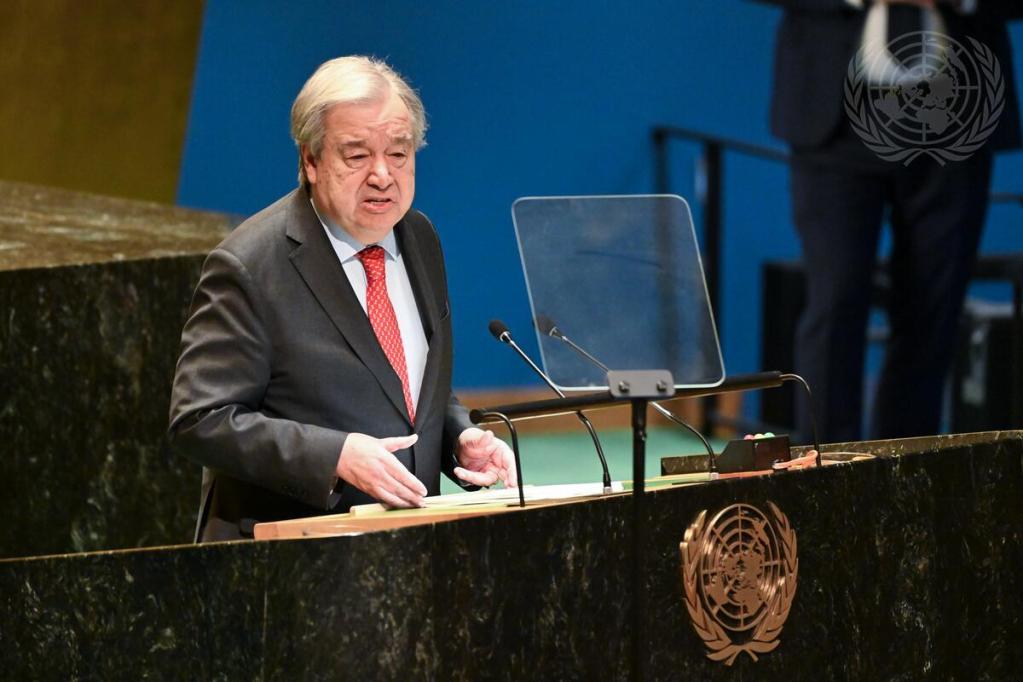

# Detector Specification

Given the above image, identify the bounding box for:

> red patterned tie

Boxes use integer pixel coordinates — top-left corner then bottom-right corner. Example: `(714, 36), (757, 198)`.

(356, 246), (415, 423)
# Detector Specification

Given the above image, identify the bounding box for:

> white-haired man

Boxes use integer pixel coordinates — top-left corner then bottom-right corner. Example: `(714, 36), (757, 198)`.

(170, 56), (515, 541)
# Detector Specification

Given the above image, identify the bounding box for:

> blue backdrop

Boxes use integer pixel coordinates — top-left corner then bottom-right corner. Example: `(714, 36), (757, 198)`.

(178, 1), (1023, 412)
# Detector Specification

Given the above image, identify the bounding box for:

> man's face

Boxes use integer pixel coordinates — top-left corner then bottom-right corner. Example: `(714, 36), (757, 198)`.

(303, 91), (415, 244)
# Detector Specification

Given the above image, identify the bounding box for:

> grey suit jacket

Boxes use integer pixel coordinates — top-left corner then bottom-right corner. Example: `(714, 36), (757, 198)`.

(168, 189), (473, 541)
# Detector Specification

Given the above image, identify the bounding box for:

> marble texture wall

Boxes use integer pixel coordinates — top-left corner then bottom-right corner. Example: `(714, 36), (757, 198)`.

(0, 180), (232, 558)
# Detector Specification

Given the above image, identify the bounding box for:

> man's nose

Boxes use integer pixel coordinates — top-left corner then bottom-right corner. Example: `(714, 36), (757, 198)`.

(367, 156), (393, 188)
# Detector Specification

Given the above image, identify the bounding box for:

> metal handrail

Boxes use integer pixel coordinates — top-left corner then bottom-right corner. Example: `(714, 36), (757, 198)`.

(651, 124), (1023, 429)
(652, 126), (1023, 306)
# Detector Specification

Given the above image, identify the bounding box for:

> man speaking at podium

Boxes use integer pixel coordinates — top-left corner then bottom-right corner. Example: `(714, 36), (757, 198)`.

(169, 56), (516, 542)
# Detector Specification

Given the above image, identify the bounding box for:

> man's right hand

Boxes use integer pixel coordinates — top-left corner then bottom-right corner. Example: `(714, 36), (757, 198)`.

(336, 433), (427, 508)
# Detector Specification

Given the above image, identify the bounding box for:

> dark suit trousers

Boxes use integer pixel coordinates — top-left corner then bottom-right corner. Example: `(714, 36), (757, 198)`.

(790, 135), (992, 442)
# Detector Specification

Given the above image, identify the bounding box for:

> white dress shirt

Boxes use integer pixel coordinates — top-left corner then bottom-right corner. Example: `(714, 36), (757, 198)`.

(845, 0), (975, 11)
(845, 1), (983, 86)
(311, 199), (429, 412)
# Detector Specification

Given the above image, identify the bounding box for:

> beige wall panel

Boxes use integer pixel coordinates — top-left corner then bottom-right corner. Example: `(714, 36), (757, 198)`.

(0, 1), (204, 202)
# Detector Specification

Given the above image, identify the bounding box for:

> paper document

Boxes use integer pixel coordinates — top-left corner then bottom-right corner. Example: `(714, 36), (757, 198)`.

(423, 481), (625, 508)
(348, 482), (627, 516)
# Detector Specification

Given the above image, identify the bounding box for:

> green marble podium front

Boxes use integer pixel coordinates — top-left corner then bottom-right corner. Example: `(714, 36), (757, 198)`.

(1, 431), (1020, 680)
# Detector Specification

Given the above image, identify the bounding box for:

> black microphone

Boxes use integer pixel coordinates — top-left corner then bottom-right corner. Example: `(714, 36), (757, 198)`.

(488, 319), (512, 344)
(534, 314), (559, 338)
(534, 314), (719, 475)
(488, 319), (613, 493)
(536, 313), (610, 372)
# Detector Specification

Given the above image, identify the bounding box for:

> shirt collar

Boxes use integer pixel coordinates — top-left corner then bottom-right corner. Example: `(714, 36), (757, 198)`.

(310, 197), (399, 262)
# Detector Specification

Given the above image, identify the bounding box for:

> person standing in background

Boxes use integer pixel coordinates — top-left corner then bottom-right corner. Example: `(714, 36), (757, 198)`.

(757, 0), (1023, 442)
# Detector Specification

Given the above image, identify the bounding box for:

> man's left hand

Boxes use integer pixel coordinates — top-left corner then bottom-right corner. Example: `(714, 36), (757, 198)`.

(454, 427), (519, 488)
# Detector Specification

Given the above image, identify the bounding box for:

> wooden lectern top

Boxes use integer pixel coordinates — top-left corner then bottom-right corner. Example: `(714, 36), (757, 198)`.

(253, 477), (705, 541)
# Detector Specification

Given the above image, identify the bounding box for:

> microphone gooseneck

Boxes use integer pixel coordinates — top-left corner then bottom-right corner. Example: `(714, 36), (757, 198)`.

(477, 410), (525, 508)
(780, 373), (821, 466)
(489, 319), (614, 493)
(535, 315), (719, 475)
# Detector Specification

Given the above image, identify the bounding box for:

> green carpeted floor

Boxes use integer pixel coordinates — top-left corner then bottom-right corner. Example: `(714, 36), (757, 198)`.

(440, 427), (723, 494)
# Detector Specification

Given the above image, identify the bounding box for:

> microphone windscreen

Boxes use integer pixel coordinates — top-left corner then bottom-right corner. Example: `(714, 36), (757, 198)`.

(488, 319), (510, 340)
(534, 314), (556, 336)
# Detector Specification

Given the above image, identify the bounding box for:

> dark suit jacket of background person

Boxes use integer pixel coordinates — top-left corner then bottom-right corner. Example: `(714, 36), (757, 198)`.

(758, 0), (1023, 152)
(168, 189), (474, 541)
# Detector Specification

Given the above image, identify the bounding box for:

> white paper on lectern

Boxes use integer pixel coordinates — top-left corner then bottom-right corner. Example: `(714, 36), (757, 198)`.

(422, 481), (626, 508)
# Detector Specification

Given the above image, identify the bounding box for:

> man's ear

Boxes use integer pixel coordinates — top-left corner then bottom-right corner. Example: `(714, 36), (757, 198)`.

(300, 145), (318, 184)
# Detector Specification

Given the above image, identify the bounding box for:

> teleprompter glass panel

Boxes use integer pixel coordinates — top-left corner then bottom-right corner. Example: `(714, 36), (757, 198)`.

(511, 195), (724, 390)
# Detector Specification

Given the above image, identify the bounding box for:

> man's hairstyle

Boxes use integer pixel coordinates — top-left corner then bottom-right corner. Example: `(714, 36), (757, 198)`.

(290, 55), (427, 187)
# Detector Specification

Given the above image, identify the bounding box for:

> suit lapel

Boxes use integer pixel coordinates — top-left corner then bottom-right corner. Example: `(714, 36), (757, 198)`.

(285, 192), (410, 424)
(396, 217), (442, 428)
(396, 221), (440, 341)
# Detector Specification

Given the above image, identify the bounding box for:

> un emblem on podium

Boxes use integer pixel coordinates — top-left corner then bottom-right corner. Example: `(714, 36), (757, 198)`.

(680, 502), (798, 666)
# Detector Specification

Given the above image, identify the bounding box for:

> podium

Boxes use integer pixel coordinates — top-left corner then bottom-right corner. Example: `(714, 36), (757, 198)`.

(0, 179), (234, 559)
(2, 431), (1021, 679)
